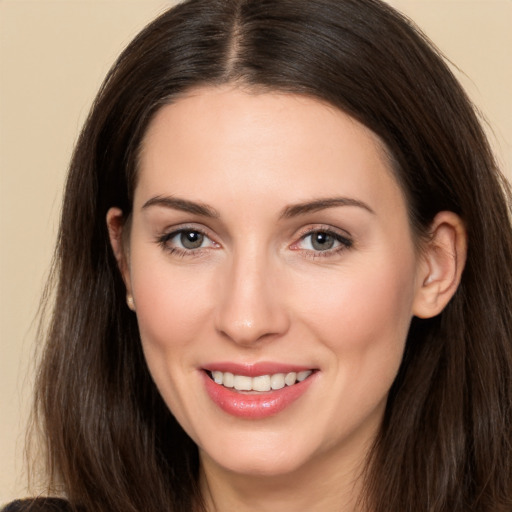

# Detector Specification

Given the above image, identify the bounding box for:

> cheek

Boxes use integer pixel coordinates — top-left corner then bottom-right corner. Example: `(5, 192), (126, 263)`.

(292, 252), (416, 371)
(127, 254), (216, 433)
(292, 255), (417, 440)
(130, 255), (214, 350)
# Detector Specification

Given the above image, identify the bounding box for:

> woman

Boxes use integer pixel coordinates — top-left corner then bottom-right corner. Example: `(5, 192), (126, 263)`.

(4, 0), (512, 510)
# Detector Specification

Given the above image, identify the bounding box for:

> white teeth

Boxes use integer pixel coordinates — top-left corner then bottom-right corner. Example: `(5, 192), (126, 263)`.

(209, 370), (313, 391)
(223, 372), (234, 388)
(233, 375), (252, 391)
(297, 370), (312, 382)
(252, 375), (271, 392)
(284, 372), (297, 386)
(270, 373), (285, 390)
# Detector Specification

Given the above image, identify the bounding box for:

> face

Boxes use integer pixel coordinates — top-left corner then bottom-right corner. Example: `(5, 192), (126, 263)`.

(113, 86), (429, 481)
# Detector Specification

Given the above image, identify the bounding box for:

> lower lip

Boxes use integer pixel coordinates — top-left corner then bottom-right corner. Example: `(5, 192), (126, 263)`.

(202, 371), (315, 419)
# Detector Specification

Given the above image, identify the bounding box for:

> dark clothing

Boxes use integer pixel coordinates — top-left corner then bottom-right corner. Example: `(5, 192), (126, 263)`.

(1, 499), (71, 512)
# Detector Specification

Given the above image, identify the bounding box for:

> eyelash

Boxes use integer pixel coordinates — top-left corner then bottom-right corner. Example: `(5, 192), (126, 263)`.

(155, 226), (353, 259)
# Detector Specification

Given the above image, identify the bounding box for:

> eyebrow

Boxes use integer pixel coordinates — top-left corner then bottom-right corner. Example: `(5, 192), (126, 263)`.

(141, 195), (374, 219)
(142, 195), (220, 218)
(280, 197), (375, 218)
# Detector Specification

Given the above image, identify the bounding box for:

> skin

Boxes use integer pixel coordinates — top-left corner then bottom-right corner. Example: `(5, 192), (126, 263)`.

(107, 85), (466, 512)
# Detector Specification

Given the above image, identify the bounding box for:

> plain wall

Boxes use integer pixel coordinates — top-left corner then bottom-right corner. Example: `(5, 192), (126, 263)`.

(1, 0), (510, 503)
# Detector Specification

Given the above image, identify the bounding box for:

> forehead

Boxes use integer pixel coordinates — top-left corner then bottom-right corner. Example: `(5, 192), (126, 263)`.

(135, 86), (404, 216)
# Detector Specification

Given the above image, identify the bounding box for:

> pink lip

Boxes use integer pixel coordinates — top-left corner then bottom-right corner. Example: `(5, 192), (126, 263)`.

(201, 366), (317, 419)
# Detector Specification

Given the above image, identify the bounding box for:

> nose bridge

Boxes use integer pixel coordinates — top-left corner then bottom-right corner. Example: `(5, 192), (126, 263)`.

(215, 242), (289, 345)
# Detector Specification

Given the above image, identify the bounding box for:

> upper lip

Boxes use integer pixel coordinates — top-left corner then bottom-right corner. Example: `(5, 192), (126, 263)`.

(202, 361), (316, 377)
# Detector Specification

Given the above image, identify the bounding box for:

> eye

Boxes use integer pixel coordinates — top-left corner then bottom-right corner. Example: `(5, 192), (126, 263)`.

(293, 228), (352, 255)
(157, 228), (218, 253)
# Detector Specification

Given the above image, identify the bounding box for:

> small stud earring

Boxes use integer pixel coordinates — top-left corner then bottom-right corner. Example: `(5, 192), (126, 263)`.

(126, 295), (135, 311)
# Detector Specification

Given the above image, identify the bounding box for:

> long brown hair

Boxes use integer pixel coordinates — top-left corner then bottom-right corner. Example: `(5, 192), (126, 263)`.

(33, 0), (512, 510)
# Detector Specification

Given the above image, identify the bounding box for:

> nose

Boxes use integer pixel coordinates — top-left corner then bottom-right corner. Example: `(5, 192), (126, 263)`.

(214, 249), (290, 346)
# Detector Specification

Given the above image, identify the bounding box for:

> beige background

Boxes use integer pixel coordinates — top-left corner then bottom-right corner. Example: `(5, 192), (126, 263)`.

(1, 0), (511, 503)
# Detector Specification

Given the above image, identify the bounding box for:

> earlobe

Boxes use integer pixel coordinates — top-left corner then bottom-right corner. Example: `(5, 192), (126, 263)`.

(106, 207), (133, 297)
(412, 211), (467, 319)
(126, 294), (136, 311)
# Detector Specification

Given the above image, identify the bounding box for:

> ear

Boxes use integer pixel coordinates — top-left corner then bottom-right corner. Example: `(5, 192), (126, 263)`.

(106, 207), (135, 310)
(412, 211), (467, 319)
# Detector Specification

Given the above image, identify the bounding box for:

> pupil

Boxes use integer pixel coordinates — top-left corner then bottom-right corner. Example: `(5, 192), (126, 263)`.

(181, 231), (203, 249)
(312, 232), (334, 251)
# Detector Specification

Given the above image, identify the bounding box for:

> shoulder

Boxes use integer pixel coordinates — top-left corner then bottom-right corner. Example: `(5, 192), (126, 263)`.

(1, 498), (73, 512)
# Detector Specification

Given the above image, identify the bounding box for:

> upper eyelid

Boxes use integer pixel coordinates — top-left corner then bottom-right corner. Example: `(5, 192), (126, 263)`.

(294, 224), (352, 240)
(160, 224), (214, 238)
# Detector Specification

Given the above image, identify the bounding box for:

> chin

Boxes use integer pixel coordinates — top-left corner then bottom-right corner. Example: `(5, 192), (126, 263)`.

(198, 429), (320, 478)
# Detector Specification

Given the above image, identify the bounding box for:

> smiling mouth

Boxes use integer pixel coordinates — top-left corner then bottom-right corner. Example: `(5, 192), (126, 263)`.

(206, 370), (314, 392)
